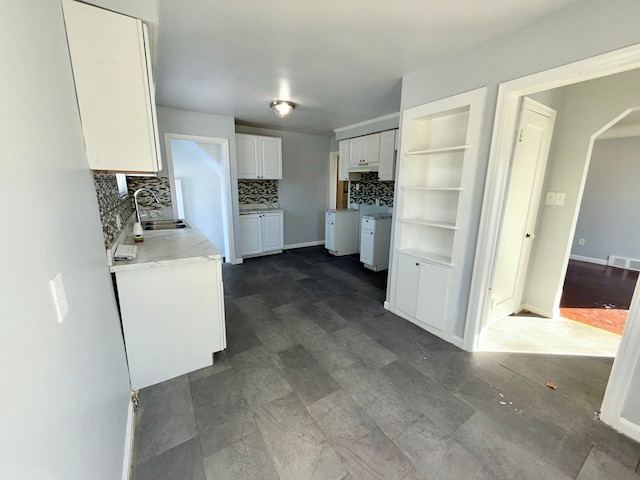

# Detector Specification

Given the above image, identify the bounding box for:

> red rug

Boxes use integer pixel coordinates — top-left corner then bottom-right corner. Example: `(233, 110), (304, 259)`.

(560, 307), (627, 336)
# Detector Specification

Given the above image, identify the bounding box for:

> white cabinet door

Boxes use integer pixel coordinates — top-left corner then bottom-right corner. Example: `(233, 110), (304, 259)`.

(349, 137), (366, 166)
(260, 137), (282, 179)
(325, 221), (335, 251)
(263, 213), (284, 251)
(338, 140), (350, 181)
(416, 262), (451, 331)
(236, 134), (260, 178)
(360, 228), (374, 265)
(378, 130), (396, 180)
(63, 1), (161, 173)
(364, 133), (380, 164)
(395, 253), (421, 317)
(239, 214), (263, 255)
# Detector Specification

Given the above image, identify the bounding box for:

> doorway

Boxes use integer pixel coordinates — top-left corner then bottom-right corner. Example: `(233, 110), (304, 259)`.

(463, 44), (640, 441)
(164, 133), (236, 262)
(481, 101), (640, 357)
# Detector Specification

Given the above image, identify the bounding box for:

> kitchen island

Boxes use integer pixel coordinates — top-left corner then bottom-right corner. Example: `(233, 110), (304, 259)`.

(110, 227), (226, 389)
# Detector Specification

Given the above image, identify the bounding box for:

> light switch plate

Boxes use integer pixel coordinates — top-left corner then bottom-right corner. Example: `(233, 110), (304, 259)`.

(50, 272), (69, 323)
(545, 192), (556, 205)
(554, 192), (566, 206)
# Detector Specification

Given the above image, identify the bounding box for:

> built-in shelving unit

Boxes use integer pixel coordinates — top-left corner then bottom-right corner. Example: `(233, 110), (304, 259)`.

(387, 88), (487, 343)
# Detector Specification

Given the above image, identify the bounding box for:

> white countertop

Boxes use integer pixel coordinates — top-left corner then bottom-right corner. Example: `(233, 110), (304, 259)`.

(109, 227), (221, 273)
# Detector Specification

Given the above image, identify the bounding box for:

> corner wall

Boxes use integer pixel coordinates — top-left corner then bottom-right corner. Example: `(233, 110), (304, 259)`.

(0, 1), (131, 478)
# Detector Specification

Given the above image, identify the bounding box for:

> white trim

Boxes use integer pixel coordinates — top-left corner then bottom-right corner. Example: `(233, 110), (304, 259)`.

(121, 398), (135, 480)
(601, 278), (640, 440)
(569, 254), (607, 266)
(163, 133), (239, 263)
(284, 240), (325, 250)
(333, 112), (400, 133)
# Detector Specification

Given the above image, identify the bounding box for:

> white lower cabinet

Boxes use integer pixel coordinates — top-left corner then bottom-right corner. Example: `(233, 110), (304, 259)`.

(395, 252), (451, 332)
(240, 212), (284, 257)
(360, 229), (374, 265)
(116, 259), (226, 389)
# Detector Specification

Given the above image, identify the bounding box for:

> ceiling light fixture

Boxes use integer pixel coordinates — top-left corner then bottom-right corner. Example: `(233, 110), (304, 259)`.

(270, 100), (296, 118)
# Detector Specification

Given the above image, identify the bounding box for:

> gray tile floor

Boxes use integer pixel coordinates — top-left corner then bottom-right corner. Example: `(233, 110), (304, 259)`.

(131, 247), (640, 480)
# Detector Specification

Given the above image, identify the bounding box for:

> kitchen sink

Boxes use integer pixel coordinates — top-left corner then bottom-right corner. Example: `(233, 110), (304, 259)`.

(142, 219), (190, 231)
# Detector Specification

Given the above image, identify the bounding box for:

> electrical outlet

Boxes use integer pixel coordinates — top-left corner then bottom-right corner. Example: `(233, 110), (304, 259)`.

(545, 192), (556, 205)
(50, 273), (69, 323)
(578, 237), (586, 246)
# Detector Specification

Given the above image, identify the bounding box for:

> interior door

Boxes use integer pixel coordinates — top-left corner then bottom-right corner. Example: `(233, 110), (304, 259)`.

(487, 98), (556, 325)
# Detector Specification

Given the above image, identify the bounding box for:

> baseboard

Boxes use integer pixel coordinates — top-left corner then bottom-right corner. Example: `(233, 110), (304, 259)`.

(121, 398), (135, 480)
(383, 300), (390, 310)
(605, 416), (640, 444)
(452, 335), (464, 349)
(569, 254), (607, 266)
(283, 240), (325, 250)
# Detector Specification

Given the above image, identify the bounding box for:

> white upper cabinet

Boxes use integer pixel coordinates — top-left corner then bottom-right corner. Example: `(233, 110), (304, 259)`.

(348, 133), (380, 168)
(338, 140), (350, 181)
(236, 134), (282, 179)
(236, 135), (260, 178)
(63, 0), (161, 173)
(344, 130), (398, 174)
(378, 130), (397, 181)
(259, 136), (283, 179)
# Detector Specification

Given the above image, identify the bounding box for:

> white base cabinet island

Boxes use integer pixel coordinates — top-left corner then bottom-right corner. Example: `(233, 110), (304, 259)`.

(110, 228), (226, 389)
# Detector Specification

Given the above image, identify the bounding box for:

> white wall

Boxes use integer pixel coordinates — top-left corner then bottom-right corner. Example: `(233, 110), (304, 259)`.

(171, 140), (227, 256)
(0, 1), (131, 478)
(570, 136), (640, 262)
(235, 125), (331, 247)
(400, 0), (640, 336)
(523, 69), (640, 313)
(156, 106), (241, 261)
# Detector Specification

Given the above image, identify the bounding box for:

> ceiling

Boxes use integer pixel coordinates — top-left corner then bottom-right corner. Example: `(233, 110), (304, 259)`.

(155, 0), (580, 136)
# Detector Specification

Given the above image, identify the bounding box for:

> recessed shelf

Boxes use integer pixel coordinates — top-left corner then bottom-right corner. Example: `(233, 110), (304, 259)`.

(398, 248), (454, 267)
(400, 218), (459, 230)
(403, 186), (464, 192)
(405, 145), (468, 156)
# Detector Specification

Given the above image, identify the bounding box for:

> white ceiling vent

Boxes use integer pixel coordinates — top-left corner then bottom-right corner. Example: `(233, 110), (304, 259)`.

(608, 255), (640, 271)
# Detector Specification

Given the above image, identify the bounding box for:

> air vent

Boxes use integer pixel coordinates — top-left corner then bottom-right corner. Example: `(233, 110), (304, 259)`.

(608, 255), (640, 272)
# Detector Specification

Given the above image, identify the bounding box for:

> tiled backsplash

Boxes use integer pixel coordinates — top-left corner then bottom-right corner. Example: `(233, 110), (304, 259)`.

(238, 179), (278, 204)
(93, 172), (134, 246)
(93, 173), (173, 246)
(349, 172), (394, 206)
(127, 176), (172, 210)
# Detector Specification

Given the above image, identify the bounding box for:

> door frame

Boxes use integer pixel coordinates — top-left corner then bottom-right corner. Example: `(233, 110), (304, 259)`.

(462, 43), (640, 439)
(164, 133), (237, 263)
(487, 97), (556, 326)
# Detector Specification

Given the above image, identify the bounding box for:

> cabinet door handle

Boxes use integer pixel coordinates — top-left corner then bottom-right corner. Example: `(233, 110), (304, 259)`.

(415, 262), (419, 266)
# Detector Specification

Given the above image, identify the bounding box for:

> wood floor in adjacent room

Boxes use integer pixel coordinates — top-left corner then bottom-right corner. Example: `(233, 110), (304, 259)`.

(130, 247), (640, 480)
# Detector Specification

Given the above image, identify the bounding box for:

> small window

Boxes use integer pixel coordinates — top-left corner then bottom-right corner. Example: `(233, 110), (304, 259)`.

(116, 173), (129, 198)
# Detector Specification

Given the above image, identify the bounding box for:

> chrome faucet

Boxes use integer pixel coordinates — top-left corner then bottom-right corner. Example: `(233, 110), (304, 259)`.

(133, 188), (161, 223)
